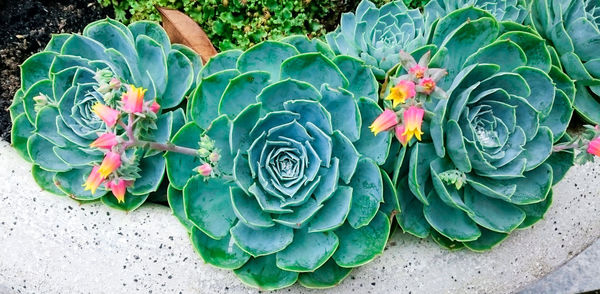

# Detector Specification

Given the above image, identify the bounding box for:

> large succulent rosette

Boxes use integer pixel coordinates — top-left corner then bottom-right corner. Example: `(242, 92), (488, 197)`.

(165, 37), (397, 289)
(528, 0), (600, 123)
(325, 0), (427, 79)
(424, 0), (529, 25)
(391, 8), (575, 250)
(9, 19), (200, 210)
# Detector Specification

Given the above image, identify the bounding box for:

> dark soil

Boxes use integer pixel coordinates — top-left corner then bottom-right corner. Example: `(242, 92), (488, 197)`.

(0, 0), (113, 142)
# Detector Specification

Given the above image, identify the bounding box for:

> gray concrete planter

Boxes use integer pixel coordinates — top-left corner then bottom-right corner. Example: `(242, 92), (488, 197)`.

(0, 140), (599, 293)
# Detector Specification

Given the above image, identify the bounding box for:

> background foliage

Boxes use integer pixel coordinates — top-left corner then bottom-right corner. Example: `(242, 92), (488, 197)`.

(98, 0), (428, 51)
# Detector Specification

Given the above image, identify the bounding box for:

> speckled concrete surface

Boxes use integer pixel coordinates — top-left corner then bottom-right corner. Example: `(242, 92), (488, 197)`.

(0, 139), (599, 294)
(519, 238), (600, 293)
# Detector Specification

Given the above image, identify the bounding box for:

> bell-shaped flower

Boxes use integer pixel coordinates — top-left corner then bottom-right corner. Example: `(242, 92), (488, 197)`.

(107, 179), (130, 203)
(98, 151), (122, 178)
(83, 166), (104, 194)
(121, 85), (147, 114)
(395, 124), (409, 146)
(402, 106), (424, 142)
(386, 80), (416, 108)
(90, 133), (119, 150)
(92, 103), (120, 127)
(369, 109), (398, 136)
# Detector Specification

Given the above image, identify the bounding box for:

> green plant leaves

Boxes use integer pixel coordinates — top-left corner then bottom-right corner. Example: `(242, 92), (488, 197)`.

(347, 158), (383, 228)
(275, 229), (339, 272)
(281, 53), (348, 89)
(183, 176), (236, 239)
(297, 259), (352, 288)
(191, 227), (250, 270)
(231, 222), (294, 257)
(234, 255), (298, 290)
(333, 211), (390, 267)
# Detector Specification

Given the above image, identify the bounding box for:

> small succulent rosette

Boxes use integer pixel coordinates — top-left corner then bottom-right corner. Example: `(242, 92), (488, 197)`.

(528, 0), (600, 124)
(165, 37), (398, 290)
(424, 0), (529, 25)
(9, 19), (200, 211)
(383, 7), (575, 251)
(325, 0), (427, 79)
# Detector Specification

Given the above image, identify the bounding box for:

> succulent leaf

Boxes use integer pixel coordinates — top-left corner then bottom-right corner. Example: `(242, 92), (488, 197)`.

(169, 39), (391, 289)
(12, 19), (199, 210)
(325, 0), (428, 79)
(528, 0), (600, 123)
(385, 7), (574, 250)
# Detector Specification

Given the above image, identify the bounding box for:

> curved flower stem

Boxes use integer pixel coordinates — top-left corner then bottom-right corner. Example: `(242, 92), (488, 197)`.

(118, 113), (198, 157)
(553, 143), (580, 152)
(141, 141), (198, 156)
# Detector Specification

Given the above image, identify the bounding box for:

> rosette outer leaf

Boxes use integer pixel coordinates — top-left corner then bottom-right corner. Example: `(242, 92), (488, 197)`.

(166, 38), (395, 289)
(325, 0), (428, 79)
(424, 0), (529, 24)
(9, 19), (199, 211)
(393, 7), (575, 250)
(528, 0), (600, 124)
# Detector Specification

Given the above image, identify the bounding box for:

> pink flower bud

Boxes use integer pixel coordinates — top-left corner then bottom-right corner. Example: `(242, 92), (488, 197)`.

(90, 133), (119, 150)
(198, 163), (212, 176)
(209, 151), (220, 163)
(121, 85), (147, 114)
(409, 64), (427, 79)
(109, 77), (121, 90)
(369, 109), (398, 136)
(92, 103), (120, 127)
(149, 101), (160, 114)
(98, 151), (122, 179)
(419, 78), (436, 95)
(587, 137), (600, 157)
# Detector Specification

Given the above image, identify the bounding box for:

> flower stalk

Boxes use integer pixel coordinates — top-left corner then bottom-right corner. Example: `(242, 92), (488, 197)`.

(85, 82), (215, 202)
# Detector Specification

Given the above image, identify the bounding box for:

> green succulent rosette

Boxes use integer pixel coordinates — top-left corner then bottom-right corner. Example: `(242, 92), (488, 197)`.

(391, 7), (575, 251)
(424, 0), (529, 24)
(325, 0), (427, 79)
(9, 19), (200, 211)
(166, 37), (397, 290)
(528, 0), (600, 124)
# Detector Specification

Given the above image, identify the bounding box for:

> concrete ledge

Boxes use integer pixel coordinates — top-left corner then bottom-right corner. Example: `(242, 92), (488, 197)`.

(0, 140), (599, 293)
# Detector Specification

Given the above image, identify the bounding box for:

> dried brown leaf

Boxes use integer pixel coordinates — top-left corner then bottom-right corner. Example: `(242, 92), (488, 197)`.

(157, 6), (217, 63)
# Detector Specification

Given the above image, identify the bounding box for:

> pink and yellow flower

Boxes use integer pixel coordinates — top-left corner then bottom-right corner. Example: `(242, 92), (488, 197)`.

(419, 78), (436, 95)
(386, 80), (416, 108)
(395, 124), (409, 146)
(409, 64), (427, 79)
(90, 133), (119, 150)
(402, 106), (425, 142)
(198, 163), (212, 176)
(92, 103), (120, 127)
(121, 85), (147, 114)
(83, 166), (104, 194)
(107, 179), (131, 203)
(369, 109), (398, 136)
(587, 137), (600, 157)
(98, 151), (122, 178)
(149, 101), (161, 114)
